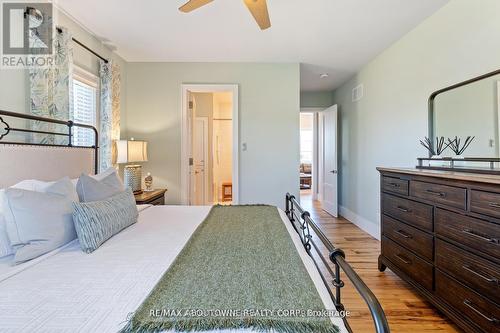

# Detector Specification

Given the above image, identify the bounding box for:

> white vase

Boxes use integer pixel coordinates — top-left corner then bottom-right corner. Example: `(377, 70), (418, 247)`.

(429, 155), (447, 167)
(452, 155), (465, 168)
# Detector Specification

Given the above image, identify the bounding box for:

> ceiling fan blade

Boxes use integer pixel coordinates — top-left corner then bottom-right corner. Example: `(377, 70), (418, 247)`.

(243, 0), (271, 30)
(179, 0), (214, 13)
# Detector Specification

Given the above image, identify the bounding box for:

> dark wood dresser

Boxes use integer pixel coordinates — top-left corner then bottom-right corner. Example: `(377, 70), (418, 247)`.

(377, 168), (499, 333)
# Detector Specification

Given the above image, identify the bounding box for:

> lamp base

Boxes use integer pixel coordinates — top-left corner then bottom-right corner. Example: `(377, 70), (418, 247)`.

(124, 165), (142, 194)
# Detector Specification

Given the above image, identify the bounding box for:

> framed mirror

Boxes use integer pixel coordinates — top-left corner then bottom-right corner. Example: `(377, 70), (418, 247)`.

(429, 69), (500, 159)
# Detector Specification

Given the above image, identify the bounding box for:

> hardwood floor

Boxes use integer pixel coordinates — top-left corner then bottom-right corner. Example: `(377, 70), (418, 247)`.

(299, 190), (462, 333)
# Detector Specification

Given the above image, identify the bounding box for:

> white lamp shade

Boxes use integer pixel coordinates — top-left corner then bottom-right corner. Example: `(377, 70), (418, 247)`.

(128, 140), (148, 162)
(115, 140), (128, 164)
(114, 140), (148, 164)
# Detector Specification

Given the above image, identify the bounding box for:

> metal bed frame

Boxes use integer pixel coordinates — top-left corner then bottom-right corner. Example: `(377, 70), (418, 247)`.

(0, 110), (99, 174)
(0, 110), (388, 332)
(286, 193), (390, 333)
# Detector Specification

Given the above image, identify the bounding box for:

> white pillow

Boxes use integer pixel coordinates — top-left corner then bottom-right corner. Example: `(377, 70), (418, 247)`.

(71, 167), (123, 188)
(0, 190), (14, 258)
(0, 175), (85, 260)
(3, 178), (77, 264)
(95, 167), (121, 182)
(76, 173), (124, 203)
(13, 178), (79, 202)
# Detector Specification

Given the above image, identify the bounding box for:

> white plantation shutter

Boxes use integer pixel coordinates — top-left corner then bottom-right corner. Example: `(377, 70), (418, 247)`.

(72, 71), (98, 146)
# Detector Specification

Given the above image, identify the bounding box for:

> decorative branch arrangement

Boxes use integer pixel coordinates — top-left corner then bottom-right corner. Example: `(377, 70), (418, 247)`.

(420, 136), (451, 156)
(447, 136), (475, 156)
(420, 137), (436, 156)
(436, 137), (451, 156)
(417, 136), (496, 174)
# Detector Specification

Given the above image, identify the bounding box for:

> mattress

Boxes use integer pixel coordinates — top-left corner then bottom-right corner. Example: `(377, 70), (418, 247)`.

(0, 205), (348, 333)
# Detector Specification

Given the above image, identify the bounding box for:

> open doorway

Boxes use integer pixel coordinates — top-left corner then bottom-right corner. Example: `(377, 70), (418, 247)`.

(181, 85), (239, 206)
(299, 109), (318, 213)
(300, 105), (338, 217)
(300, 112), (314, 197)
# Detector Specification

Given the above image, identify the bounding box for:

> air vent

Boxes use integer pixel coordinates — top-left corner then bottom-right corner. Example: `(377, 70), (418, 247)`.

(352, 84), (364, 102)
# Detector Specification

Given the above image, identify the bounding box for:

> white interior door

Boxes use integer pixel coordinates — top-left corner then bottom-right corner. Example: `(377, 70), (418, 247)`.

(320, 105), (338, 217)
(191, 117), (208, 205)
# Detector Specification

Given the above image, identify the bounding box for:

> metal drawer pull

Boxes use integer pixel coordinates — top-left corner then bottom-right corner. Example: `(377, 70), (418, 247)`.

(397, 206), (410, 213)
(463, 299), (498, 323)
(462, 265), (498, 284)
(395, 254), (411, 265)
(389, 183), (401, 188)
(489, 202), (500, 209)
(395, 230), (412, 239)
(462, 229), (499, 244)
(426, 189), (445, 197)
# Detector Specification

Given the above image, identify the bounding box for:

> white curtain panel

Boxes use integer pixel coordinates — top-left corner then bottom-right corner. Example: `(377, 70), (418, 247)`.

(99, 60), (121, 172)
(29, 27), (73, 145)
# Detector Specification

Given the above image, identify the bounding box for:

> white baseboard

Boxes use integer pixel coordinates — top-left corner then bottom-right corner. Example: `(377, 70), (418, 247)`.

(339, 205), (380, 240)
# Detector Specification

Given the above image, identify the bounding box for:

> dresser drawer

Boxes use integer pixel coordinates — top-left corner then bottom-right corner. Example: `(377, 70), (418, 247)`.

(382, 236), (433, 290)
(410, 180), (466, 210)
(382, 194), (433, 231)
(436, 239), (500, 304)
(436, 271), (500, 333)
(471, 189), (500, 219)
(382, 215), (433, 261)
(435, 208), (500, 260)
(382, 176), (409, 196)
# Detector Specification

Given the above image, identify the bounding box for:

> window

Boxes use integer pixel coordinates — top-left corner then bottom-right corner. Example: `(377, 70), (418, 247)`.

(72, 68), (99, 146)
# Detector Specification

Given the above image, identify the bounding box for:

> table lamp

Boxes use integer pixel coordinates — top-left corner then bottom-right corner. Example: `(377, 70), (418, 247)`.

(115, 138), (148, 194)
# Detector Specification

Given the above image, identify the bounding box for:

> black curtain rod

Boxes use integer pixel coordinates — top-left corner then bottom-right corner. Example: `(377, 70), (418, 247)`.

(56, 27), (109, 63)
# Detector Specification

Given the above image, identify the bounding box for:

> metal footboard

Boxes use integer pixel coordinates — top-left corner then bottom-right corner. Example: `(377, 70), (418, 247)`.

(286, 193), (390, 333)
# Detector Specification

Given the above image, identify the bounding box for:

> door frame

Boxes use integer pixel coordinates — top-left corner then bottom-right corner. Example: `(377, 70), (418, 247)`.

(192, 116), (209, 205)
(181, 84), (239, 205)
(300, 107), (327, 201)
(497, 81), (500, 158)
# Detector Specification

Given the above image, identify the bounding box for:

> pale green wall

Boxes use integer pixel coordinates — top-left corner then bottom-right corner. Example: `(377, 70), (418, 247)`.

(124, 63), (300, 208)
(332, 0), (500, 236)
(0, 9), (127, 123)
(300, 91), (333, 108)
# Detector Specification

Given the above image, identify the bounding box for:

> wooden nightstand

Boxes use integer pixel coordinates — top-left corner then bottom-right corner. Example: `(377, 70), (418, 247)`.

(134, 189), (167, 206)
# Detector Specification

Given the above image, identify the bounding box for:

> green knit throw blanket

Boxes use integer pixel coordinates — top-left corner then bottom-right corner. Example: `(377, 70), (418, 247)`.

(122, 205), (340, 333)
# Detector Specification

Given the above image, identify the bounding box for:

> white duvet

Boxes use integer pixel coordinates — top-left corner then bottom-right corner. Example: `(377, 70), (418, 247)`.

(0, 205), (348, 333)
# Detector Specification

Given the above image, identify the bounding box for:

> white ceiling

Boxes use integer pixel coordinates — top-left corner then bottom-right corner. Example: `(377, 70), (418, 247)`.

(57, 0), (449, 91)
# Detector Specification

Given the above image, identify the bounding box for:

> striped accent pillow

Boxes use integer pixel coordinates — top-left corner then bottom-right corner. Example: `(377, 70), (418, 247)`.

(72, 189), (138, 253)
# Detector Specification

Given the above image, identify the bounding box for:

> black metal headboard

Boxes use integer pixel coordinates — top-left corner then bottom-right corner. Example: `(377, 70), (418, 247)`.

(0, 110), (99, 174)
